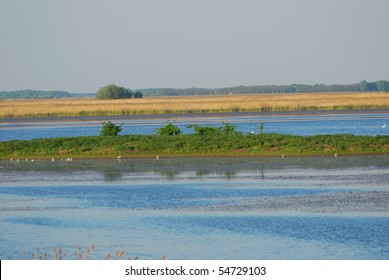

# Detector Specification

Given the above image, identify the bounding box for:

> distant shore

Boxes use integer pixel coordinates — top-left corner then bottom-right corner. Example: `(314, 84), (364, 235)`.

(1, 92), (389, 118)
(1, 108), (389, 125)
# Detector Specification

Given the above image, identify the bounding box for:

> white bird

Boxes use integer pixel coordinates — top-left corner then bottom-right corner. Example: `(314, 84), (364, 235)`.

(382, 123), (387, 128)
(156, 155), (160, 160)
(117, 156), (122, 160)
(334, 153), (338, 157)
(281, 155), (285, 158)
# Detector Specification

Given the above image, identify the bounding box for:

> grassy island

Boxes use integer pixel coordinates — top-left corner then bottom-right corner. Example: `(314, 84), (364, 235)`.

(1, 133), (389, 159)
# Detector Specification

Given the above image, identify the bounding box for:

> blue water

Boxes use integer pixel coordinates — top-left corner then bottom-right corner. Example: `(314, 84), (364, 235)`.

(1, 112), (389, 141)
(1, 157), (388, 260)
(1, 112), (389, 259)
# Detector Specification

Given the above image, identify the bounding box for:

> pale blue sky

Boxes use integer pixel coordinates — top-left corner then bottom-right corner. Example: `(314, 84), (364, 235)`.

(1, 0), (388, 92)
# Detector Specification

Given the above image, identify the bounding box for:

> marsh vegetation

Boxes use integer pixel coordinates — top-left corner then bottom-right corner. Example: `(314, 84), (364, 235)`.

(1, 131), (388, 159)
(1, 92), (389, 118)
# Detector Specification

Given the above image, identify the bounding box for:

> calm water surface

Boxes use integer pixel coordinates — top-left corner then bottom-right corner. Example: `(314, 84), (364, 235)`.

(1, 156), (388, 260)
(1, 112), (389, 141)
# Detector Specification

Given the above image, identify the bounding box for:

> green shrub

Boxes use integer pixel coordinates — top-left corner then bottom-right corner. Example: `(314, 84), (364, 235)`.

(99, 121), (123, 136)
(187, 122), (241, 136)
(154, 121), (181, 136)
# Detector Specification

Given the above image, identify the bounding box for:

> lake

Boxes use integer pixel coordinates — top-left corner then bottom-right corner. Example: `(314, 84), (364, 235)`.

(1, 156), (388, 260)
(1, 110), (389, 141)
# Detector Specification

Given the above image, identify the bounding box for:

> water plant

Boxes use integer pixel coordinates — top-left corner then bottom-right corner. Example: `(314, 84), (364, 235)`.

(23, 245), (167, 260)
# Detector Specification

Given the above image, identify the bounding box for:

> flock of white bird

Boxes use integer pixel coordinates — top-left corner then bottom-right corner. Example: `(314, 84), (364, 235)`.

(9, 157), (73, 162)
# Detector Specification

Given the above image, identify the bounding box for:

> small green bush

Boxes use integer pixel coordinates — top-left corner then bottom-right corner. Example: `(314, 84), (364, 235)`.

(154, 121), (181, 136)
(187, 122), (241, 136)
(99, 121), (123, 136)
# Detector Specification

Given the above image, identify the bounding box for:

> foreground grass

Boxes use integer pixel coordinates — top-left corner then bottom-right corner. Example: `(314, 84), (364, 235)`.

(1, 134), (389, 159)
(1, 92), (389, 118)
(25, 245), (166, 260)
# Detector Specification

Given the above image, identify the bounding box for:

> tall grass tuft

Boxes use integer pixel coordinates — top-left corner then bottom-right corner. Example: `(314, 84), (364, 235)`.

(24, 245), (166, 260)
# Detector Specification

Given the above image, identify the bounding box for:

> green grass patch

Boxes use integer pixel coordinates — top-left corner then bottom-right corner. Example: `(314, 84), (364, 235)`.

(1, 133), (389, 159)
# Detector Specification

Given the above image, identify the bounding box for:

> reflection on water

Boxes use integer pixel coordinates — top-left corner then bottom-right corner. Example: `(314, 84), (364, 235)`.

(0, 156), (389, 259)
(2, 155), (389, 184)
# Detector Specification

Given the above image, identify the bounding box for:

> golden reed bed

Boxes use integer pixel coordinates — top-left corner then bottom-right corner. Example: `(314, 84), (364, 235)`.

(1, 92), (389, 118)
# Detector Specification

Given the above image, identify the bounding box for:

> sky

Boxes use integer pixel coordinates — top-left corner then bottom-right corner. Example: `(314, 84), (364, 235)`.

(1, 0), (388, 93)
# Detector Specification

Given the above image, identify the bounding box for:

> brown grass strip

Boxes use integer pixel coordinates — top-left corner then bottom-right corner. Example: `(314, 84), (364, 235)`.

(1, 92), (389, 118)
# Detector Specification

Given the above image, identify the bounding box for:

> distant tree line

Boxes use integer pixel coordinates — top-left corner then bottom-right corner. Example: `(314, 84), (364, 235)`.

(0, 90), (72, 99)
(1, 80), (388, 100)
(360, 80), (389, 92)
(139, 80), (389, 96)
(96, 84), (143, 99)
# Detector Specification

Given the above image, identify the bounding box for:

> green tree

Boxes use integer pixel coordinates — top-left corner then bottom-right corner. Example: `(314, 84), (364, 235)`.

(187, 122), (241, 136)
(220, 122), (240, 135)
(133, 91), (143, 98)
(375, 80), (389, 92)
(359, 80), (377, 92)
(123, 88), (133, 98)
(99, 121), (123, 136)
(187, 124), (220, 135)
(96, 85), (133, 99)
(154, 121), (181, 135)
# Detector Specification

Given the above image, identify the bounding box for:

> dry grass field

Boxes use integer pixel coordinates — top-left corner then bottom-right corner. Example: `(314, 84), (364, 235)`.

(1, 92), (389, 118)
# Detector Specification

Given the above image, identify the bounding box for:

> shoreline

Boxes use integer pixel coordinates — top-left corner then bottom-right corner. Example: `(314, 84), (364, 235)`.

(1, 150), (388, 161)
(0, 140), (389, 162)
(1, 108), (389, 124)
